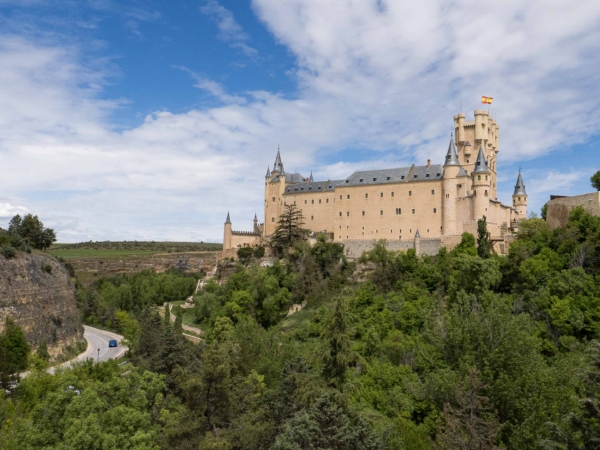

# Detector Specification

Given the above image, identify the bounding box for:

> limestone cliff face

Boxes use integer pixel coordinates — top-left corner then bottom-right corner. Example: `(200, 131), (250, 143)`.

(0, 252), (84, 360)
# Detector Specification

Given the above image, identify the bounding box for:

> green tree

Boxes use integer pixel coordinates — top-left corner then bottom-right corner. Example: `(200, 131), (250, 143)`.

(590, 170), (600, 191)
(36, 340), (50, 362)
(477, 216), (492, 259)
(322, 296), (353, 389)
(270, 205), (309, 252)
(0, 317), (30, 387)
(237, 246), (254, 264)
(452, 232), (477, 256)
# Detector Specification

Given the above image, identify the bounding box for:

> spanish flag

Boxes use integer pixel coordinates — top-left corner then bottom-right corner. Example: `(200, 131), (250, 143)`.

(482, 96), (493, 104)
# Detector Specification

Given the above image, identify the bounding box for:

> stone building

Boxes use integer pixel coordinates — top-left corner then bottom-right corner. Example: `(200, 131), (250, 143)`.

(224, 110), (527, 256)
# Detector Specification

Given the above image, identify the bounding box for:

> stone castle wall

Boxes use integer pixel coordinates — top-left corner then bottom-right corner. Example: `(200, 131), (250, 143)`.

(546, 192), (600, 230)
(342, 238), (441, 259)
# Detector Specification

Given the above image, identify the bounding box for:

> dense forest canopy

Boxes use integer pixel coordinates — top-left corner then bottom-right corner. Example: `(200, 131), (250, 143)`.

(1, 206), (600, 449)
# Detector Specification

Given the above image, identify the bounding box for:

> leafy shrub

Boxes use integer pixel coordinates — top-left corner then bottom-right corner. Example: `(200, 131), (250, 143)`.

(42, 264), (52, 273)
(1, 245), (16, 259)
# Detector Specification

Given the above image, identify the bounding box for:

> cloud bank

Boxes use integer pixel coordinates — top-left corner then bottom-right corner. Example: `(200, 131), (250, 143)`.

(0, 0), (599, 241)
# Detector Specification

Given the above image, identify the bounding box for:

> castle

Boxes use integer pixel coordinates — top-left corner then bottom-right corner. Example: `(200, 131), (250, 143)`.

(223, 110), (528, 257)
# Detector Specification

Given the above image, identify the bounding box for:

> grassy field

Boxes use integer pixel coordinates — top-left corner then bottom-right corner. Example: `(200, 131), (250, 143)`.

(50, 241), (222, 260)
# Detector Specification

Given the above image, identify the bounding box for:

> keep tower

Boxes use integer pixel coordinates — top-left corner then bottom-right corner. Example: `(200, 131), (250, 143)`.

(472, 146), (491, 220)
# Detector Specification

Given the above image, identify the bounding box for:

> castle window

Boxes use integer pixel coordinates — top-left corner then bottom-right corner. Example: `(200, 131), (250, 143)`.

(409, 191), (412, 196)
(426, 174), (430, 178)
(396, 208), (401, 215)
(339, 212), (342, 217)
(329, 185), (332, 189)
(346, 225), (349, 229)
(362, 211), (365, 216)
(458, 184), (462, 188)
(347, 211), (350, 217)
(309, 187), (312, 190)
(433, 208), (437, 213)
(414, 174), (418, 178)
(319, 199), (321, 204)
(326, 199), (329, 203)
(391, 192), (394, 197)
(339, 226), (341, 229)
(437, 173), (441, 176)
(467, 160), (470, 163)
(304, 200), (307, 204)
(272, 197), (275, 201)
(311, 200), (314, 204)
(427, 229), (429, 233)
(347, 195), (350, 199)
(478, 175), (481, 181)
(485, 175), (488, 180)
(362, 226), (364, 230)
(271, 217), (275, 222)
(294, 201), (296, 205)
(380, 210), (383, 215)
(360, 178), (363, 182)
(365, 193), (368, 199)
(380, 192), (383, 197)
(373, 177), (377, 181)
(401, 176), (405, 180)
(390, 229), (392, 233)
(346, 180), (349, 183)
(412, 209), (415, 214)
(518, 197), (521, 201)
(295, 188), (298, 191)
(301, 188), (304, 191)
(446, 194), (449, 199)
(376, 230), (378, 233)
(346, 235), (348, 239)
(387, 176), (390, 180)
(431, 190), (435, 195)
(311, 215), (314, 220)
(485, 190), (488, 196)
(339, 195), (342, 200)
(318, 186), (322, 190)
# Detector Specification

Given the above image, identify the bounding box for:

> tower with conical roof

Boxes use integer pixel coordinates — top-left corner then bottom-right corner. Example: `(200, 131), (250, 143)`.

(264, 148), (287, 237)
(442, 135), (461, 235)
(512, 171), (528, 219)
(472, 146), (491, 220)
(223, 211), (232, 250)
(272, 149), (284, 175)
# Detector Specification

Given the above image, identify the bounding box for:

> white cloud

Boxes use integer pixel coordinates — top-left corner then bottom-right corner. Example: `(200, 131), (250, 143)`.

(1, 1), (600, 241)
(200, 0), (257, 56)
(0, 201), (28, 220)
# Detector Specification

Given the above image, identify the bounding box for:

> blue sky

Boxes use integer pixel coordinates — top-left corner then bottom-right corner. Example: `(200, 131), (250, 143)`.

(0, 0), (599, 242)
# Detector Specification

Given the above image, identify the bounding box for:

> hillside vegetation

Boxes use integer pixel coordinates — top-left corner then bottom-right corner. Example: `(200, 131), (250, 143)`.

(50, 241), (222, 259)
(1, 207), (600, 449)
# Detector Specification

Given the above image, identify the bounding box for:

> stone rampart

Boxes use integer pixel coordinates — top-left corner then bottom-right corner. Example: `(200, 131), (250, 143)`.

(342, 238), (441, 259)
(546, 192), (600, 230)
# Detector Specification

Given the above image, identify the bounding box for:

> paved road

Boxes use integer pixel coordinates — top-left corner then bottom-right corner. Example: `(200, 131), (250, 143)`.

(21, 326), (127, 378)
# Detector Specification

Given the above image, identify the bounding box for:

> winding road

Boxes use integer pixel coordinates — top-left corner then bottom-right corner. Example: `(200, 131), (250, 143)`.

(21, 326), (127, 378)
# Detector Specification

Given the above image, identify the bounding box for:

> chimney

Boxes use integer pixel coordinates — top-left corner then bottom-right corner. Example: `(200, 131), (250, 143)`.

(305, 178), (309, 184)
(427, 159), (431, 168)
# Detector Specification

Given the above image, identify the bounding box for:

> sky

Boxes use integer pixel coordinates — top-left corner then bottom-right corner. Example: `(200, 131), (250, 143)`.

(0, 0), (599, 242)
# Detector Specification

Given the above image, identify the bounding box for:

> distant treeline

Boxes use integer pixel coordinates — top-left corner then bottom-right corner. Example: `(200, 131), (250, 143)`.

(51, 240), (222, 252)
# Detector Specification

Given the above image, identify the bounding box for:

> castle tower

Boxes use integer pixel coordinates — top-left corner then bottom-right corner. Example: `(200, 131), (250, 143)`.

(512, 172), (528, 219)
(414, 229), (421, 255)
(224, 211), (232, 250)
(472, 146), (491, 220)
(264, 150), (287, 236)
(253, 213), (260, 234)
(442, 135), (461, 235)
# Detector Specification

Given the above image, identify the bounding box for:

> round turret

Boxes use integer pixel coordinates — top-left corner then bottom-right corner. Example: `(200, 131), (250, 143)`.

(512, 172), (528, 219)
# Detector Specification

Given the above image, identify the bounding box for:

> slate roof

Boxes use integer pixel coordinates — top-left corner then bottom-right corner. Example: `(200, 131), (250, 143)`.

(266, 166), (271, 177)
(284, 180), (343, 195)
(444, 137), (460, 166)
(272, 150), (284, 174)
(513, 172), (527, 195)
(270, 172), (306, 184)
(457, 167), (469, 177)
(473, 146), (490, 173)
(225, 211), (231, 224)
(338, 164), (443, 187)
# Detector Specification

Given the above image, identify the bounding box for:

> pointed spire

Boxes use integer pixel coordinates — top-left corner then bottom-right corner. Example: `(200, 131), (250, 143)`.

(473, 146), (490, 173)
(254, 213), (258, 221)
(309, 171), (314, 182)
(444, 135), (460, 166)
(415, 229), (420, 238)
(266, 165), (271, 178)
(273, 148), (284, 174)
(513, 171), (527, 196)
(225, 211), (231, 224)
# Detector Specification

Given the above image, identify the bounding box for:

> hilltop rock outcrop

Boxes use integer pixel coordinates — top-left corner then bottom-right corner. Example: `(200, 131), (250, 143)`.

(0, 252), (84, 360)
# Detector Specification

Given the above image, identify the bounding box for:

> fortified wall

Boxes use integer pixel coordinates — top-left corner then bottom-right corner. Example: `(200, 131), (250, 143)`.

(546, 192), (600, 230)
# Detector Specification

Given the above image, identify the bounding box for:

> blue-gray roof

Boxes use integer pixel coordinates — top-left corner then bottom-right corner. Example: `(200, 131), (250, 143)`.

(341, 164), (443, 187)
(225, 211), (231, 224)
(513, 172), (527, 195)
(284, 180), (343, 194)
(457, 167), (469, 177)
(444, 138), (460, 166)
(270, 172), (306, 184)
(473, 146), (490, 173)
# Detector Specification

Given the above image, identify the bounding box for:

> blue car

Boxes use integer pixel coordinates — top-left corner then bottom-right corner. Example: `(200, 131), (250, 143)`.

(108, 339), (118, 348)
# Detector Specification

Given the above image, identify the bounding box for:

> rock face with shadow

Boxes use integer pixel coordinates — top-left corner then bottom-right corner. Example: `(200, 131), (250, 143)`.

(0, 251), (84, 361)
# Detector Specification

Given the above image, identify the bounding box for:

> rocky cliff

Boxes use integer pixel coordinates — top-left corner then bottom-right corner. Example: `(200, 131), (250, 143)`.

(0, 251), (84, 360)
